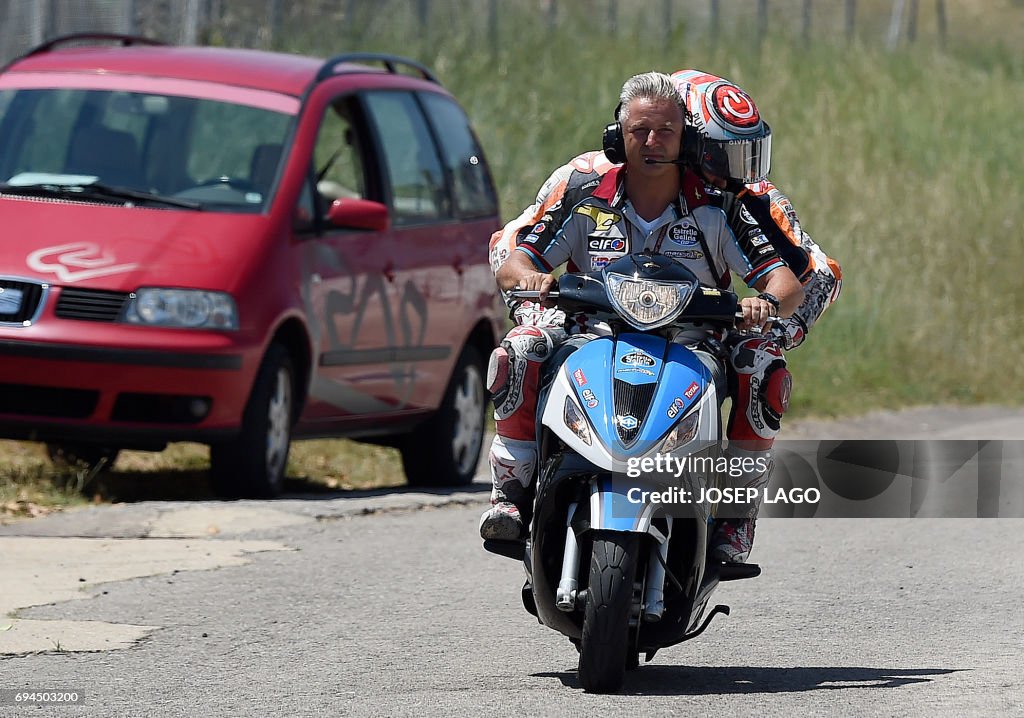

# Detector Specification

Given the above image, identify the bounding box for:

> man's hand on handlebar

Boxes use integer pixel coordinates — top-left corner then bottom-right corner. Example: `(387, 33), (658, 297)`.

(737, 296), (776, 332)
(515, 272), (557, 303)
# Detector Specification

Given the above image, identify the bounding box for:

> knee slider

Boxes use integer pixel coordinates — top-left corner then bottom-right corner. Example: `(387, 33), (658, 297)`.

(486, 346), (510, 396)
(762, 365), (792, 423)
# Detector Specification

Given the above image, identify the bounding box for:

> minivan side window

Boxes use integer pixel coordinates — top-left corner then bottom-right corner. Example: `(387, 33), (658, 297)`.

(418, 92), (498, 219)
(362, 91), (450, 225)
(312, 97), (368, 219)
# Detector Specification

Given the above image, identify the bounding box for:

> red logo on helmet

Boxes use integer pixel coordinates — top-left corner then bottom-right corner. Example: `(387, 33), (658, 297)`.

(711, 84), (760, 129)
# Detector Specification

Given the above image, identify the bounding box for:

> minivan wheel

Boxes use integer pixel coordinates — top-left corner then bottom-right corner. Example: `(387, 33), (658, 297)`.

(401, 345), (486, 487)
(210, 344), (294, 499)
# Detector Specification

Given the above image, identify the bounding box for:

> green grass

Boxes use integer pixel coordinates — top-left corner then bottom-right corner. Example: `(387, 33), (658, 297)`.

(281, 6), (1024, 418)
(4, 5), (1023, 508)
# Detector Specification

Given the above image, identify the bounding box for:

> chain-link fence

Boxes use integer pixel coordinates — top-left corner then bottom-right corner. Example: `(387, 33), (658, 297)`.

(3, 0), (1020, 66)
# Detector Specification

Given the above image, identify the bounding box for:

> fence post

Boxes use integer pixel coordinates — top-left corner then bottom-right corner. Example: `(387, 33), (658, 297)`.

(29, 0), (46, 44)
(488, 0), (498, 57)
(663, 0), (672, 47)
(608, 0), (617, 37)
(710, 0), (720, 48)
(267, 0), (283, 49)
(182, 0), (200, 44)
(122, 0), (136, 34)
(757, 0), (768, 50)
(845, 0), (856, 42)
(417, 0), (430, 38)
(907, 0), (918, 42)
(802, 0), (812, 45)
(935, 0), (947, 49)
(547, 0), (557, 26)
(886, 0), (905, 50)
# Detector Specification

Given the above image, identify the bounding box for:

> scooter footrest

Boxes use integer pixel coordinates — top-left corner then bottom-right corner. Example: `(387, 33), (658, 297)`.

(483, 539), (526, 561)
(717, 562), (761, 581)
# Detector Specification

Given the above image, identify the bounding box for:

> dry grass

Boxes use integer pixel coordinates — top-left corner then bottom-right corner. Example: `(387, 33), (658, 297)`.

(0, 438), (408, 520)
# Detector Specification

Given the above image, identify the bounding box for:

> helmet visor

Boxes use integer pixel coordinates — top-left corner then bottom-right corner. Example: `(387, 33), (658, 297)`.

(701, 125), (772, 184)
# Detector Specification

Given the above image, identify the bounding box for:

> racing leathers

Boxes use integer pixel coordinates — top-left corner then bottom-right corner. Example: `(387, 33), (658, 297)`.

(480, 151), (799, 558)
(712, 180), (843, 349)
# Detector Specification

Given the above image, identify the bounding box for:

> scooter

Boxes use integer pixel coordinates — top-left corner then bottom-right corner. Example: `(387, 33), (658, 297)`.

(485, 252), (762, 693)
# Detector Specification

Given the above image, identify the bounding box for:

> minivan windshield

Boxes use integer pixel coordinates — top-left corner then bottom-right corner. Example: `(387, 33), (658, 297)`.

(0, 87), (293, 212)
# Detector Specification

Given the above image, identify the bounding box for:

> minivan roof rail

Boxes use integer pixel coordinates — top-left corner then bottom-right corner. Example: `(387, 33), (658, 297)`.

(2, 33), (165, 73)
(313, 52), (440, 86)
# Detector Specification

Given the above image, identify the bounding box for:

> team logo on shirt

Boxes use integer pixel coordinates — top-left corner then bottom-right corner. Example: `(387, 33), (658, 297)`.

(665, 249), (704, 260)
(591, 255), (617, 270)
(668, 221), (699, 246)
(588, 237), (626, 252)
(739, 205), (757, 226)
(575, 205), (621, 231)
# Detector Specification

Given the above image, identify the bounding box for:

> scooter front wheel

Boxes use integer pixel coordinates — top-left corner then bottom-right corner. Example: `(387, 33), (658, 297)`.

(578, 531), (639, 693)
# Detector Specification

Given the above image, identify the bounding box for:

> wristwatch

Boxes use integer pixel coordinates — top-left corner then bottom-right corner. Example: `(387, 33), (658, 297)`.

(756, 292), (781, 312)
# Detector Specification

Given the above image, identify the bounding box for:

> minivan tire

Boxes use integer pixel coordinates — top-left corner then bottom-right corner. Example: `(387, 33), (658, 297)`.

(210, 343), (294, 499)
(401, 344), (486, 487)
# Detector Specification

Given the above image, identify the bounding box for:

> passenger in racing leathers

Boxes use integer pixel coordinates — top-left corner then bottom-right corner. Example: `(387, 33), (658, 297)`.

(480, 71), (805, 564)
(670, 69), (842, 354)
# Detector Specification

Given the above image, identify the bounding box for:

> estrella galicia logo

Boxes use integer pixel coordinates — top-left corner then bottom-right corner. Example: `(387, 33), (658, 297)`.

(588, 237), (626, 252)
(621, 351), (656, 368)
(668, 223), (699, 246)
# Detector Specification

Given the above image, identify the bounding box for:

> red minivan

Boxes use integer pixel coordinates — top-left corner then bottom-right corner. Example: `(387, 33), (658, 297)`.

(0, 34), (503, 497)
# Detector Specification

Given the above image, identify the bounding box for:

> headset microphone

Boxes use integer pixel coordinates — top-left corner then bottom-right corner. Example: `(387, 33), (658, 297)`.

(643, 157), (688, 165)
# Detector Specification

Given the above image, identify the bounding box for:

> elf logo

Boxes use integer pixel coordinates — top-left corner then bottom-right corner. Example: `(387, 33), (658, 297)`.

(588, 237), (626, 252)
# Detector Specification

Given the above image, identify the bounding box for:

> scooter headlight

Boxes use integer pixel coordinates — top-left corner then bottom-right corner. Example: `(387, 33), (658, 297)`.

(604, 273), (695, 330)
(659, 410), (700, 454)
(564, 397), (592, 446)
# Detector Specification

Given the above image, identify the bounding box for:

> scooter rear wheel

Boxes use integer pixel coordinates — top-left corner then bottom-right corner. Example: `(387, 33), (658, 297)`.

(578, 531), (639, 693)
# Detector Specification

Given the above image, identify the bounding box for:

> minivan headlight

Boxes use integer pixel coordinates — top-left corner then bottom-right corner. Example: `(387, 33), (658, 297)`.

(124, 288), (239, 330)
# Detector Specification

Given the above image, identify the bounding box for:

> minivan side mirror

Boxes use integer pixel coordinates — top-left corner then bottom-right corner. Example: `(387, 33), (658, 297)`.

(326, 197), (390, 231)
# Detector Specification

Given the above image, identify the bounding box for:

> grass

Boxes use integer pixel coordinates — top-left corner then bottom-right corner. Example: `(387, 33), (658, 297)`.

(0, 439), (408, 520)
(3, 3), (1023, 508)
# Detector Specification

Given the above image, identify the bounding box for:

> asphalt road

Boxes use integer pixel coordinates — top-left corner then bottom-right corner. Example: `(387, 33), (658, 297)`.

(0, 406), (1021, 717)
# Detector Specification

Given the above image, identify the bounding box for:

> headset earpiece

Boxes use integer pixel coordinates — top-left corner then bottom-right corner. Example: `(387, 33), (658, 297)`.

(602, 122), (625, 164)
(682, 123), (701, 165)
(602, 102), (626, 164)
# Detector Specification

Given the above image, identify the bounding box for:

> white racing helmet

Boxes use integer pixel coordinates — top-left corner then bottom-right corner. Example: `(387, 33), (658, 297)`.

(672, 69), (772, 184)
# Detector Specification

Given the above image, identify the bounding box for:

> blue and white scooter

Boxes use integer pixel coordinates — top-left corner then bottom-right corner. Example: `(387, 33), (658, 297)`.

(486, 252), (762, 693)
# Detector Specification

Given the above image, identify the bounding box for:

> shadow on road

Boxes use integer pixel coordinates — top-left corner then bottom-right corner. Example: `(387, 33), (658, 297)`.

(534, 665), (962, 695)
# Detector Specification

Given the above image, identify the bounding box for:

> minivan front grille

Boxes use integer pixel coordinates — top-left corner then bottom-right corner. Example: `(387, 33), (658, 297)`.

(56, 288), (131, 322)
(0, 279), (45, 324)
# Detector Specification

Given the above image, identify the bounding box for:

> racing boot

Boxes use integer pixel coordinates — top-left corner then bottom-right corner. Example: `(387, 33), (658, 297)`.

(710, 445), (773, 563)
(479, 435), (536, 541)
